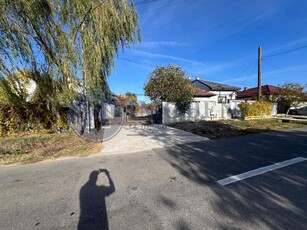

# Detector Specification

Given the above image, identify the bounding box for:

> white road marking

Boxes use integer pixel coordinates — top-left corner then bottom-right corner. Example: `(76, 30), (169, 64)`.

(218, 157), (306, 186)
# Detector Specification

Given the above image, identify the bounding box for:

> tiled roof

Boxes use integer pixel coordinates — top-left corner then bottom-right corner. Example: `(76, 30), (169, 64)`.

(236, 85), (279, 99)
(192, 79), (240, 91)
(192, 86), (216, 97)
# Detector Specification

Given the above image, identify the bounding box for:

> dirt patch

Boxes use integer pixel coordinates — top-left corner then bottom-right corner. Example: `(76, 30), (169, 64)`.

(0, 132), (102, 165)
(169, 119), (306, 139)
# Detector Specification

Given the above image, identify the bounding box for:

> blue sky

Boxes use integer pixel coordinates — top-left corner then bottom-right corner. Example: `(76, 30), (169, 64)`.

(108, 0), (307, 102)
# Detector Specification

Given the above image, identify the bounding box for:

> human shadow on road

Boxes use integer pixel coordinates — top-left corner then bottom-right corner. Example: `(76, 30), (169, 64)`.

(78, 169), (115, 230)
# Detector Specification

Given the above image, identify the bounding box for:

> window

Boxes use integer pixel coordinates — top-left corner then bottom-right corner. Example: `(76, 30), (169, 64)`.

(218, 96), (227, 104)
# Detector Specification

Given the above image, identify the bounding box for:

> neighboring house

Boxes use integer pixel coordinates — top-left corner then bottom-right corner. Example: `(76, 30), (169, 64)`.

(162, 78), (241, 124)
(236, 85), (286, 114)
(236, 85), (279, 101)
(192, 78), (240, 103)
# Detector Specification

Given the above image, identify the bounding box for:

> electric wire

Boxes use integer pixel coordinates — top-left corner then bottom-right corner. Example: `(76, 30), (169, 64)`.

(263, 59), (307, 73)
(263, 45), (307, 57)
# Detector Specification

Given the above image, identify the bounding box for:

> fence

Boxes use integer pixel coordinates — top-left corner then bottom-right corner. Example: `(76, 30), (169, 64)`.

(67, 101), (117, 134)
(162, 100), (277, 124)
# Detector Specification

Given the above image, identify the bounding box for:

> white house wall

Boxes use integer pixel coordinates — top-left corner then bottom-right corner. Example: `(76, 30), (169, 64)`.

(210, 91), (237, 100)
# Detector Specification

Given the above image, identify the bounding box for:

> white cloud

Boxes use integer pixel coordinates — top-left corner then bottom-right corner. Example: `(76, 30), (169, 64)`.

(130, 49), (206, 66)
(226, 10), (276, 37)
(129, 49), (256, 79)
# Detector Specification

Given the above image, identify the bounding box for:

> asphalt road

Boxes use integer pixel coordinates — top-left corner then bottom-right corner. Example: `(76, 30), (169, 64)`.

(0, 127), (306, 229)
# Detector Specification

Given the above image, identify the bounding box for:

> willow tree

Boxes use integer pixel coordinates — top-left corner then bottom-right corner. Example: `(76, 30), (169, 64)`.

(0, 0), (140, 105)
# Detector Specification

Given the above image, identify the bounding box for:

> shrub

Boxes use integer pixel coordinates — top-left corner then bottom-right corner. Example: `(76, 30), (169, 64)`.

(238, 101), (272, 119)
(238, 102), (250, 118)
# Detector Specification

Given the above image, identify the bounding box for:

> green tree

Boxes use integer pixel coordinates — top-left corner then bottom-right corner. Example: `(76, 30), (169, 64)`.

(125, 92), (138, 104)
(277, 82), (307, 115)
(144, 64), (194, 113)
(0, 70), (64, 135)
(125, 92), (139, 114)
(0, 0), (140, 134)
(0, 0), (140, 105)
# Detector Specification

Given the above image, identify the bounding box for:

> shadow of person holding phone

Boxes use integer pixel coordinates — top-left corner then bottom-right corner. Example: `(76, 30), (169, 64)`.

(78, 169), (115, 230)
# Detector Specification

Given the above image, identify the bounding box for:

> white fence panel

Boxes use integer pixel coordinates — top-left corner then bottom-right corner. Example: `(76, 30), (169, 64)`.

(162, 100), (278, 124)
(162, 101), (232, 124)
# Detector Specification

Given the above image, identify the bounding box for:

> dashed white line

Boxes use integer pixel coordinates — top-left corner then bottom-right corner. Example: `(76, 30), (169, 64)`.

(218, 157), (306, 186)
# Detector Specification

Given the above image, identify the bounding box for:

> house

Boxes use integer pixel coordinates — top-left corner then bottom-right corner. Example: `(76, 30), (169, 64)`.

(162, 78), (241, 124)
(192, 86), (216, 98)
(192, 78), (240, 103)
(236, 85), (279, 101)
(236, 84), (288, 114)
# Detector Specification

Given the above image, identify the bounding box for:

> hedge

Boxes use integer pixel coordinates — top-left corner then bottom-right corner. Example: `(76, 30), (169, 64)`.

(238, 101), (272, 119)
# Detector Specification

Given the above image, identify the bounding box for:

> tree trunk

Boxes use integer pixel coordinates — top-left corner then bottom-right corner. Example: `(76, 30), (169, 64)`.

(286, 108), (290, 117)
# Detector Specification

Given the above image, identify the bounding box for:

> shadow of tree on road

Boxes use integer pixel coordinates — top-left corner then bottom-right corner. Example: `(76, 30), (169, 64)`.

(154, 128), (307, 229)
(78, 169), (115, 230)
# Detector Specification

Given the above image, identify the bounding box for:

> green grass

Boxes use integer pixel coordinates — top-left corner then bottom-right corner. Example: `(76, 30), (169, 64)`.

(170, 119), (306, 140)
(0, 132), (102, 165)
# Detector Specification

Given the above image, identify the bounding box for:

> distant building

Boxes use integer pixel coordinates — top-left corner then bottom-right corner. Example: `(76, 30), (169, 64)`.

(236, 85), (290, 114)
(236, 85), (279, 101)
(192, 78), (240, 103)
(162, 78), (241, 124)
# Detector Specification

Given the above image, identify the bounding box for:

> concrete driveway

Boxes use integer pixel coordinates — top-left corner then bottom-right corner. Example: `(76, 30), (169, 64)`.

(101, 124), (208, 154)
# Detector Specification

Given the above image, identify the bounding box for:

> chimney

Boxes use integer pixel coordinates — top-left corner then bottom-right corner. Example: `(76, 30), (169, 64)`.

(196, 76), (200, 80)
(244, 86), (248, 91)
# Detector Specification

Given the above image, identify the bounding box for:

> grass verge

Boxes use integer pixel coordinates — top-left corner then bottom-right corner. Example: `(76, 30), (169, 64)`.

(169, 119), (306, 139)
(0, 132), (102, 165)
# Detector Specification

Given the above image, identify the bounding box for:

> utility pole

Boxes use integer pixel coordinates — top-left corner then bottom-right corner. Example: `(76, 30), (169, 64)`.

(257, 47), (262, 101)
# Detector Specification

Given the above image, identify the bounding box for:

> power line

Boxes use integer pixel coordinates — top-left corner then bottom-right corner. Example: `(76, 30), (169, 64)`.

(263, 59), (307, 73)
(191, 60), (257, 88)
(219, 60), (257, 87)
(233, 60), (257, 80)
(263, 45), (307, 57)
(238, 61), (258, 87)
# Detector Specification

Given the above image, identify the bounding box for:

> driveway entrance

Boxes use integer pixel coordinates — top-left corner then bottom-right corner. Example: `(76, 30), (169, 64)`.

(101, 124), (208, 154)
